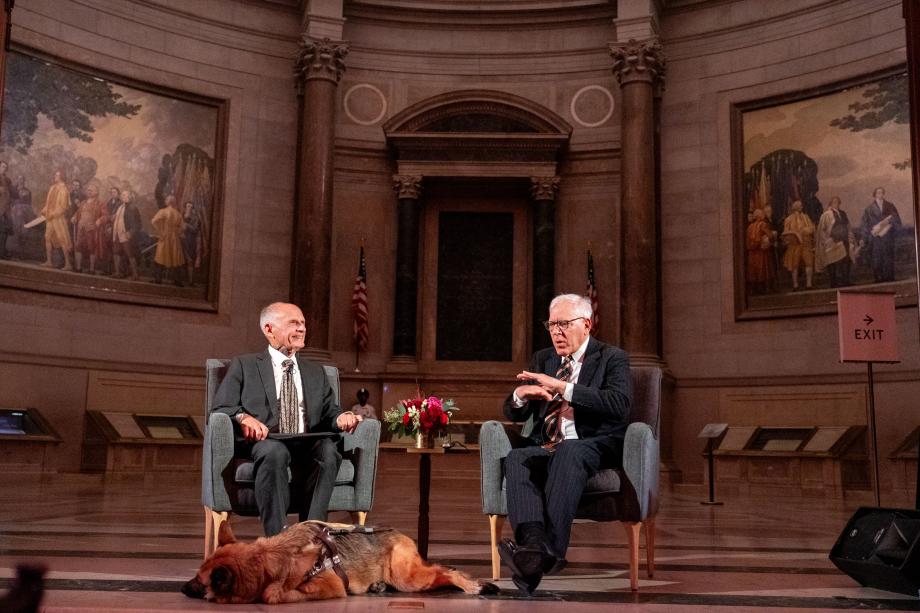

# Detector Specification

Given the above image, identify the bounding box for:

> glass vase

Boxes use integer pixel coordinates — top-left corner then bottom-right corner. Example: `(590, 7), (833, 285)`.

(414, 430), (435, 449)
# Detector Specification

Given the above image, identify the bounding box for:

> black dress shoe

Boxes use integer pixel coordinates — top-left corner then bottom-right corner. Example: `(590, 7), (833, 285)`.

(498, 539), (524, 576)
(498, 539), (542, 595)
(510, 540), (555, 577)
(511, 573), (541, 595)
(544, 557), (567, 575)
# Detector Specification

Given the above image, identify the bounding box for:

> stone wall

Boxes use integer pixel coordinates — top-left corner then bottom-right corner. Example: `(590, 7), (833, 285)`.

(660, 0), (915, 498)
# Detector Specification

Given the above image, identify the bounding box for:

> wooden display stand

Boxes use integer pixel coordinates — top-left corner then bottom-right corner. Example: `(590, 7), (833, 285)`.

(710, 425), (869, 498)
(888, 427), (919, 504)
(0, 408), (62, 473)
(81, 411), (203, 477)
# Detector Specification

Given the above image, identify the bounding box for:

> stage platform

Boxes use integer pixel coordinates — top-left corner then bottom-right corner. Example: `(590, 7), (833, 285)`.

(1, 450), (917, 611)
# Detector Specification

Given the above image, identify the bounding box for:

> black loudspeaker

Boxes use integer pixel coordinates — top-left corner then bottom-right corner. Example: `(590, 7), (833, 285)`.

(829, 507), (920, 596)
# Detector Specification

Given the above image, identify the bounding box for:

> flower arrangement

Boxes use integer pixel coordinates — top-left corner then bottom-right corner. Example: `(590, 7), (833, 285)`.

(383, 394), (457, 438)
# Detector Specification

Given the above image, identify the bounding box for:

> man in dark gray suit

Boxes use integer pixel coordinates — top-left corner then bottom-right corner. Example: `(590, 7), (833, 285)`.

(499, 294), (631, 593)
(211, 302), (362, 536)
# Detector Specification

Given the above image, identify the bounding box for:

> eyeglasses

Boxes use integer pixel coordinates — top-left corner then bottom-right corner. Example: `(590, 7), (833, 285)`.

(542, 317), (586, 332)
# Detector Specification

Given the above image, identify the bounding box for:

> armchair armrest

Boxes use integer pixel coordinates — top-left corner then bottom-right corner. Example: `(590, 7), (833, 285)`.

(341, 418), (380, 510)
(202, 412), (235, 512)
(622, 421), (659, 521)
(480, 420), (513, 516)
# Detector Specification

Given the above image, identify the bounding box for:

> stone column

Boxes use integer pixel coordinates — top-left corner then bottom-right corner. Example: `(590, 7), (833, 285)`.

(292, 37), (348, 358)
(530, 176), (560, 351)
(610, 38), (665, 363)
(392, 175), (423, 359)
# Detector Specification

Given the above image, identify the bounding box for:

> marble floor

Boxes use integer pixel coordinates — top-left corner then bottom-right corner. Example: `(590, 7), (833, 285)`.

(1, 451), (918, 612)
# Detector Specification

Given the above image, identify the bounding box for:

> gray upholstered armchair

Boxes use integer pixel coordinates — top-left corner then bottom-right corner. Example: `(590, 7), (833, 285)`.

(479, 366), (662, 590)
(201, 358), (381, 558)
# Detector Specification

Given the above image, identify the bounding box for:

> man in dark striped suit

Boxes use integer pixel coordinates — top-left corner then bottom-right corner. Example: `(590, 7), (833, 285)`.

(499, 293), (632, 593)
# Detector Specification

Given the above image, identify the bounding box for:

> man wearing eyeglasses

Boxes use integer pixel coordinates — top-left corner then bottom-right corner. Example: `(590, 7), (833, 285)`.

(498, 293), (631, 593)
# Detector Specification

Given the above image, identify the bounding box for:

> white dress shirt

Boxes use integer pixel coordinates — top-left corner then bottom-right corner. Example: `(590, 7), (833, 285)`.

(268, 345), (305, 433)
(559, 336), (590, 439)
(513, 335), (591, 440)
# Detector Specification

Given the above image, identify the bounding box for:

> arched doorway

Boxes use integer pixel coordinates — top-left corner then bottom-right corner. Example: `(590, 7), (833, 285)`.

(381, 91), (572, 418)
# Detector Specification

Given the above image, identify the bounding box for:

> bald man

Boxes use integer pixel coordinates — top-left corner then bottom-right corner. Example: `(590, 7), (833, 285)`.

(211, 302), (362, 536)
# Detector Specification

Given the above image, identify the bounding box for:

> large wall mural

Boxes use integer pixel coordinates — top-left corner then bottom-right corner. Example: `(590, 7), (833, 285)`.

(733, 68), (915, 319)
(0, 49), (225, 310)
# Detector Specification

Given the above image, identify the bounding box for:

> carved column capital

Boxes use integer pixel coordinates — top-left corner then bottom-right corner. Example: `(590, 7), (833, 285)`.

(295, 36), (348, 85)
(393, 175), (423, 200)
(609, 38), (665, 88)
(530, 176), (560, 201)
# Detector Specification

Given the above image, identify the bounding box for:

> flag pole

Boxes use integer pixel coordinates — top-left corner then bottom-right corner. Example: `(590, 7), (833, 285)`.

(354, 335), (360, 372)
(353, 237), (366, 373)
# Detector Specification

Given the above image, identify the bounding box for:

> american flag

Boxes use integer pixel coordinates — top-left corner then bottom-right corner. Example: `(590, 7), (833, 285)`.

(586, 249), (599, 334)
(352, 246), (368, 351)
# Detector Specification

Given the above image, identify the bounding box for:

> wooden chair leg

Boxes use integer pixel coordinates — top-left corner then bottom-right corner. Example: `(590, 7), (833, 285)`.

(204, 509), (228, 560)
(645, 516), (656, 578)
(489, 514), (504, 581)
(623, 521), (641, 591)
(203, 507), (213, 560)
(350, 511), (367, 526)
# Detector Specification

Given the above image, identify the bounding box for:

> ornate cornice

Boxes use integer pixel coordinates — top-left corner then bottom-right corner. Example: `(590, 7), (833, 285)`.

(609, 38), (665, 87)
(530, 176), (560, 201)
(295, 36), (348, 84)
(393, 174), (423, 199)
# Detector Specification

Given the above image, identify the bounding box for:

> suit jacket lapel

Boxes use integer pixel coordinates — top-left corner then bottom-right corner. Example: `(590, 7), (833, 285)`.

(257, 350), (279, 417)
(534, 353), (562, 423)
(576, 337), (602, 387)
(544, 352), (561, 377)
(296, 356), (311, 426)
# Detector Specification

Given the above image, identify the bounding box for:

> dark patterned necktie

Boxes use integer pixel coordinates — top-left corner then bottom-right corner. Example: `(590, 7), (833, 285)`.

(279, 359), (299, 434)
(542, 356), (574, 449)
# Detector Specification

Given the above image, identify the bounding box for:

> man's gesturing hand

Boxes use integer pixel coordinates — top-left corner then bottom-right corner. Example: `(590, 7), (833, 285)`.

(517, 370), (567, 396)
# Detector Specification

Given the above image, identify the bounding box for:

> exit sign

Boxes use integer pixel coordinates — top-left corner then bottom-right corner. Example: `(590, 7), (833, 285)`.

(837, 291), (899, 363)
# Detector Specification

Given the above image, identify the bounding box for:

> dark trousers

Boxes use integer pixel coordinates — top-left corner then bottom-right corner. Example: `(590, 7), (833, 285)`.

(248, 437), (341, 536)
(504, 435), (622, 557)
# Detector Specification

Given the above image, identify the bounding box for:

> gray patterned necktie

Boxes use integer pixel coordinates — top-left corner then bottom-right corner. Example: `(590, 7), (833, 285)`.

(279, 358), (299, 434)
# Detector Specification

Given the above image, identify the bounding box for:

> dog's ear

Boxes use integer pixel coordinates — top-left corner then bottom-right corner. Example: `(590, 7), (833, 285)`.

(217, 521), (237, 546)
(210, 565), (235, 595)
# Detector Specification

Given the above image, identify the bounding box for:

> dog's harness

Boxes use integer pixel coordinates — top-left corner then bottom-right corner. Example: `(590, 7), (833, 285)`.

(302, 527), (350, 591)
(300, 525), (391, 592)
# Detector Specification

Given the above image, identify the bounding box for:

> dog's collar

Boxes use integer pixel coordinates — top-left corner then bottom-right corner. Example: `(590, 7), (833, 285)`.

(302, 527), (350, 592)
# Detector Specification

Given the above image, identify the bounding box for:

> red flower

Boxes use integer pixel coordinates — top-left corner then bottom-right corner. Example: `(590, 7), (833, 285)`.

(405, 398), (422, 410)
(402, 412), (410, 426)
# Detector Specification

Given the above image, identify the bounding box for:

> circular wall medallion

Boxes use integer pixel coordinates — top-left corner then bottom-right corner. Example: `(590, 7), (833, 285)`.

(570, 85), (615, 128)
(343, 83), (387, 126)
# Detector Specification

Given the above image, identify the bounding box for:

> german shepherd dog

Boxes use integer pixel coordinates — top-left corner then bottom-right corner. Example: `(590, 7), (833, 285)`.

(182, 521), (498, 604)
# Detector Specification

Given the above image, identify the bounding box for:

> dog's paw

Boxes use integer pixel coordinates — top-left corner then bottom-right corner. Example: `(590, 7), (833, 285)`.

(367, 581), (388, 593)
(478, 581), (500, 595)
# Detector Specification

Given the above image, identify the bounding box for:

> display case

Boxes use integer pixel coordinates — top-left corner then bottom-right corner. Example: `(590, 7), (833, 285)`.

(888, 426), (919, 501)
(81, 411), (203, 475)
(710, 425), (869, 497)
(0, 407), (61, 473)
